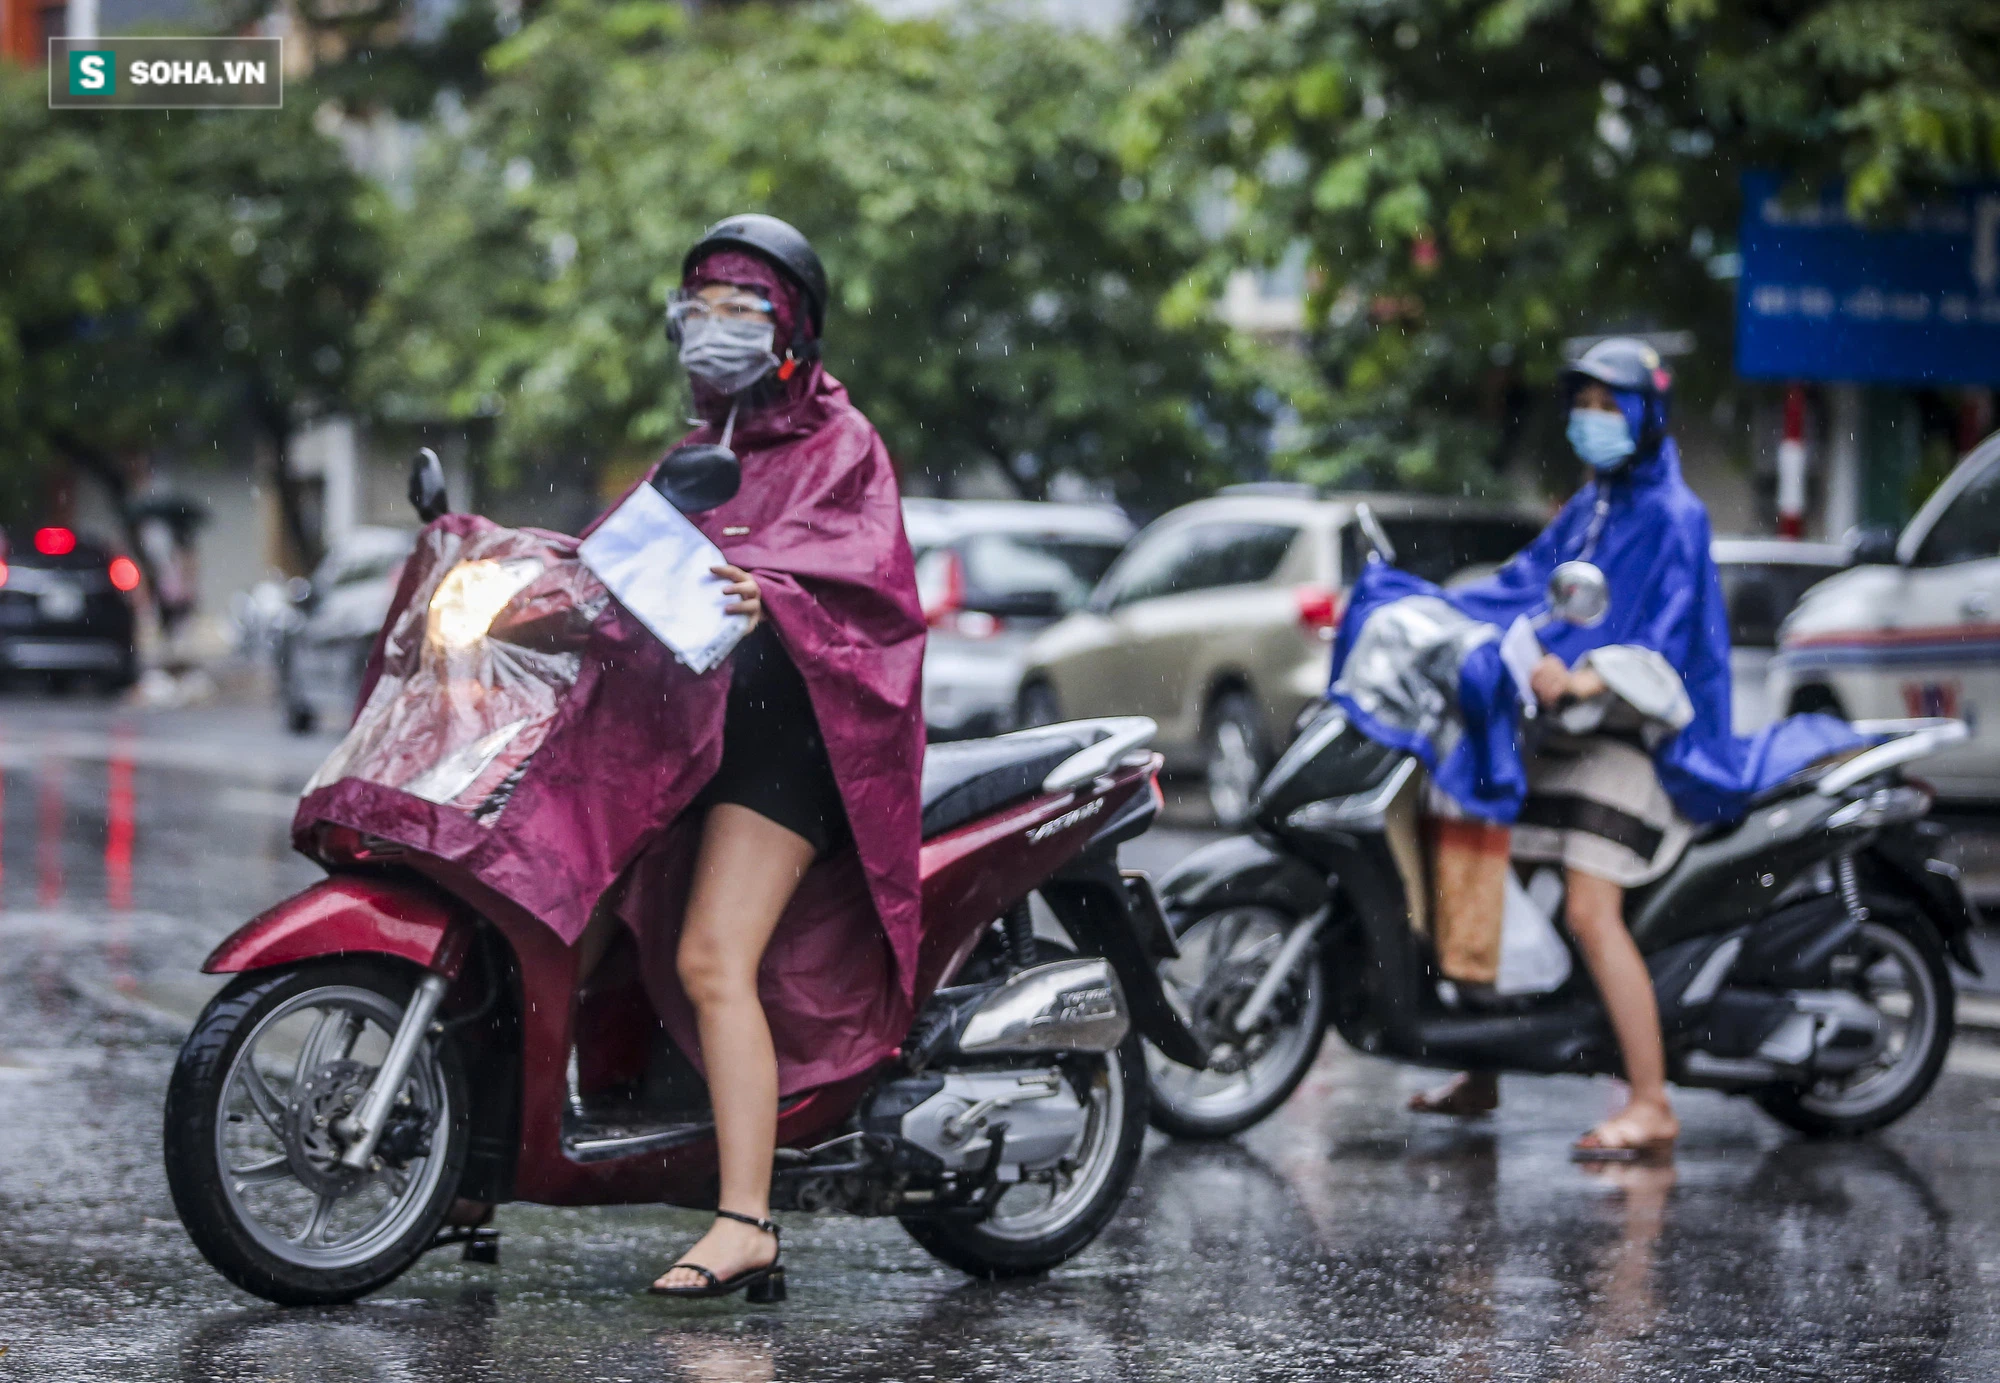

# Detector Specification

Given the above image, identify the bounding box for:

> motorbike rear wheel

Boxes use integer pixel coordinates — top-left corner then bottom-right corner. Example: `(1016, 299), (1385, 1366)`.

(1754, 900), (1954, 1138)
(164, 958), (469, 1305)
(899, 1032), (1148, 1278)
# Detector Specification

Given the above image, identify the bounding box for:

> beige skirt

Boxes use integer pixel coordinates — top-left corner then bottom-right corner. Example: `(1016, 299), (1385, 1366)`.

(1510, 733), (1692, 887)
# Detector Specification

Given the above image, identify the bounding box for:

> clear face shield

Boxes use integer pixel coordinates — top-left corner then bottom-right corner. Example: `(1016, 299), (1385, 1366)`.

(664, 287), (777, 340)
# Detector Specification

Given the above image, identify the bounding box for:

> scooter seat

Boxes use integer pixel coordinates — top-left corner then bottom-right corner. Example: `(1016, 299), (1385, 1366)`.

(920, 727), (1101, 839)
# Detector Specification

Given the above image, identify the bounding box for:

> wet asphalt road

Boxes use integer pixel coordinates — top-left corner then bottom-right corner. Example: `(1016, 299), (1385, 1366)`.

(9, 696), (2000, 1380)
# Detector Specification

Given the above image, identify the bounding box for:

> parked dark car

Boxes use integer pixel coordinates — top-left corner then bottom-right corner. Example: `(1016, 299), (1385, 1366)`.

(0, 526), (139, 692)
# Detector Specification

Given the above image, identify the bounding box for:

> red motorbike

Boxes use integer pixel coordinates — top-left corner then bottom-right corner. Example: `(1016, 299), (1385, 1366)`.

(163, 452), (1205, 1306)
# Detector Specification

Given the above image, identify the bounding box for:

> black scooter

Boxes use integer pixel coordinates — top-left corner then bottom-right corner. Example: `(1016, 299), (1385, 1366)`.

(1143, 561), (1980, 1141)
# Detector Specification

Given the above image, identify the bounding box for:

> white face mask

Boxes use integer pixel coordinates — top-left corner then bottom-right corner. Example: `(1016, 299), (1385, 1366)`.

(678, 316), (779, 395)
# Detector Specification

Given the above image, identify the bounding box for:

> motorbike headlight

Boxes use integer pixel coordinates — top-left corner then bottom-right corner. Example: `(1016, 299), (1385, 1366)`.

(428, 558), (543, 650)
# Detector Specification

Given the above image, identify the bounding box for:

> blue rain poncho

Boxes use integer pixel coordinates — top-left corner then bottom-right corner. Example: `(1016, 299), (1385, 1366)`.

(1329, 436), (1863, 825)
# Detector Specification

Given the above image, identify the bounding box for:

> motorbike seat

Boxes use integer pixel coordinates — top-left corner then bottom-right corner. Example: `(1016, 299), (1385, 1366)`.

(920, 727), (1102, 839)
(1692, 747), (1874, 841)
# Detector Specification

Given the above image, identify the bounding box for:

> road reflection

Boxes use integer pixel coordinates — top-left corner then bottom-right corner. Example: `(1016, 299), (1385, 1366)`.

(106, 734), (136, 994)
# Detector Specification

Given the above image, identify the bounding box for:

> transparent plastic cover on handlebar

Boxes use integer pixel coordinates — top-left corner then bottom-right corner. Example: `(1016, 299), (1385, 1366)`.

(1330, 594), (1499, 761)
(303, 522), (611, 821)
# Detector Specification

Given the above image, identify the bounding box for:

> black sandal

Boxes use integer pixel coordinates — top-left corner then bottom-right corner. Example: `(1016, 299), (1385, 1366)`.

(647, 1209), (786, 1303)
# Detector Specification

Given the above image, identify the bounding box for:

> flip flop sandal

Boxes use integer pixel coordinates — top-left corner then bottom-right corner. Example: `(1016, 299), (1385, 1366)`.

(1570, 1132), (1675, 1164)
(648, 1209), (786, 1303)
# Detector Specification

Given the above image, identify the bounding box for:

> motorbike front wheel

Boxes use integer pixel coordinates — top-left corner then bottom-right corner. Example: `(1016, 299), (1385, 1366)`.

(1144, 903), (1327, 1139)
(900, 1033), (1148, 1278)
(164, 958), (469, 1306)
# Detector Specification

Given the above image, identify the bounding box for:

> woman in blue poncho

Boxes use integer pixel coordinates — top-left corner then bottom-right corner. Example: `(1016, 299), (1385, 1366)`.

(1382, 339), (1857, 1159)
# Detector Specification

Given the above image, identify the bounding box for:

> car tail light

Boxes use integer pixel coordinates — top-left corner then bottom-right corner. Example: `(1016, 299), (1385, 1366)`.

(921, 550), (966, 627)
(107, 556), (141, 592)
(0, 560), (8, 588)
(1295, 584), (1342, 639)
(34, 527), (77, 556)
(947, 610), (1002, 639)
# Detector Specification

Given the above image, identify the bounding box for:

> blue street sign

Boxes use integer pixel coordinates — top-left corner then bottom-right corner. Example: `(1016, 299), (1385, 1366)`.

(1736, 171), (2000, 384)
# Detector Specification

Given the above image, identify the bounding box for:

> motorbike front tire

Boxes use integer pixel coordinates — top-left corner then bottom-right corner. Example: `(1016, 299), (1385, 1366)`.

(164, 958), (469, 1306)
(1145, 903), (1328, 1140)
(900, 1032), (1148, 1279)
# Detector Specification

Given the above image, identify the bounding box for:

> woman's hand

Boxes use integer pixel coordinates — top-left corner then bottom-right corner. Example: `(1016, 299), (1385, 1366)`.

(1567, 666), (1608, 701)
(1529, 653), (1571, 709)
(713, 564), (762, 627)
(1529, 653), (1609, 709)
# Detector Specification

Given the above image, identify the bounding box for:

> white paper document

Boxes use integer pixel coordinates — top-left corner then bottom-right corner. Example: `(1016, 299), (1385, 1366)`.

(1499, 614), (1544, 717)
(578, 484), (751, 674)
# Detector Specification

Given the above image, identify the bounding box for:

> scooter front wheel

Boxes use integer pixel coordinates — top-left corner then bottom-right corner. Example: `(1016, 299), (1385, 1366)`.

(1144, 904), (1327, 1139)
(163, 957), (469, 1305)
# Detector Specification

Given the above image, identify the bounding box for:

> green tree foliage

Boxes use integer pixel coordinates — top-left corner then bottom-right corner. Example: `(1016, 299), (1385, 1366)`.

(1121, 0), (2000, 492)
(364, 0), (1262, 503)
(0, 67), (386, 561)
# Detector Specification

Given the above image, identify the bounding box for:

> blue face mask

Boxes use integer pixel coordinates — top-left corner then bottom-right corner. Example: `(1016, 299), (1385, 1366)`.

(1567, 408), (1636, 471)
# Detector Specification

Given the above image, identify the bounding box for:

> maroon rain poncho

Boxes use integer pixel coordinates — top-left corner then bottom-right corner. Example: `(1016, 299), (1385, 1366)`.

(603, 248), (926, 1093)
(600, 374), (927, 1093)
(296, 255), (926, 1096)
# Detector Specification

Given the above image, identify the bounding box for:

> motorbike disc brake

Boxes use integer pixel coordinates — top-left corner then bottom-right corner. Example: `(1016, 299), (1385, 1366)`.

(282, 1059), (374, 1197)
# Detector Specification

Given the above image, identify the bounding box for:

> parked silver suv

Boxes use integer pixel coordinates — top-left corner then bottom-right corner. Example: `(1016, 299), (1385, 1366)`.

(1019, 486), (1544, 825)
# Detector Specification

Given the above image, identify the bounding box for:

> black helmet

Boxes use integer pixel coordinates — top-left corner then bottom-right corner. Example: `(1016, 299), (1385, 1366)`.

(682, 213), (828, 338)
(1560, 336), (1673, 454)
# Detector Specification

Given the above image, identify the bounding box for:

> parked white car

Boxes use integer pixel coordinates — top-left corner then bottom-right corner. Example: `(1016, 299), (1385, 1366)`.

(1772, 429), (2000, 803)
(904, 498), (1134, 740)
(1711, 537), (1849, 732)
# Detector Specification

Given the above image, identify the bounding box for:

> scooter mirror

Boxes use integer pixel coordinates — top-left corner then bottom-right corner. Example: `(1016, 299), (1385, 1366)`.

(651, 443), (743, 514)
(408, 448), (450, 523)
(1353, 501), (1398, 566)
(1547, 560), (1610, 627)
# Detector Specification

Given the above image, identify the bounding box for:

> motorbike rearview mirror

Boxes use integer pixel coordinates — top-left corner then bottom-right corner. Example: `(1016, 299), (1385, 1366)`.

(1353, 501), (1398, 566)
(408, 448), (450, 524)
(651, 443), (742, 514)
(1546, 560), (1610, 627)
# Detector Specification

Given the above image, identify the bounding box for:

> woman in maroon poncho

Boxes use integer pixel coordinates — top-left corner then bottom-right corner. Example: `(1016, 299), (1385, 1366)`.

(630, 216), (926, 1300)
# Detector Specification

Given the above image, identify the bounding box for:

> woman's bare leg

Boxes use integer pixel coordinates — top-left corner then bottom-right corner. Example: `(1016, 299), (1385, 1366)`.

(1564, 869), (1678, 1151)
(655, 804), (817, 1290)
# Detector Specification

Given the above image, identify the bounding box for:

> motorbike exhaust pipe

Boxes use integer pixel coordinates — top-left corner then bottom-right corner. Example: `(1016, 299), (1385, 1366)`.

(954, 959), (1130, 1057)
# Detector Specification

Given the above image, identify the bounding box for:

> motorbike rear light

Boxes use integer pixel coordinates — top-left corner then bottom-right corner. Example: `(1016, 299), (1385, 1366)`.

(1295, 584), (1342, 639)
(1826, 783), (1933, 831)
(34, 527), (76, 557)
(107, 556), (141, 592)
